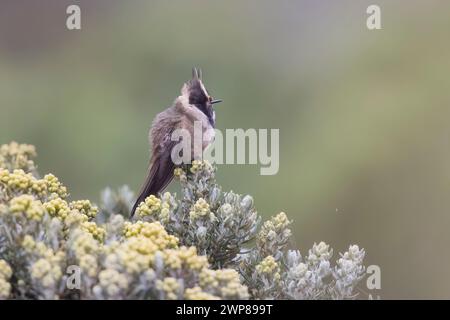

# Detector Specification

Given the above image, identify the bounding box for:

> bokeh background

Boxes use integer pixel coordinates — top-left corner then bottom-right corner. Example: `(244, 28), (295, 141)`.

(1, 0), (449, 299)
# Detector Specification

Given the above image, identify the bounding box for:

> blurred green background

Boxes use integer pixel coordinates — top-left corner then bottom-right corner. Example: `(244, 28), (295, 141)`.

(1, 0), (450, 299)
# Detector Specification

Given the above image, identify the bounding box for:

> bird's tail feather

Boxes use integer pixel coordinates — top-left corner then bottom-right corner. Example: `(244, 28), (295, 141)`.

(130, 153), (175, 216)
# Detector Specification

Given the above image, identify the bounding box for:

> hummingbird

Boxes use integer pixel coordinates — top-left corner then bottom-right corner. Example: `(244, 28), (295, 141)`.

(131, 68), (222, 216)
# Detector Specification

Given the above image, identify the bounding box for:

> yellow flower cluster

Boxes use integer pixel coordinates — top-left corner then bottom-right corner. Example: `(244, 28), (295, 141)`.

(43, 198), (104, 241)
(189, 160), (213, 174)
(189, 198), (214, 221)
(0, 260), (12, 299)
(81, 221), (106, 242)
(190, 160), (202, 174)
(65, 210), (89, 226)
(156, 277), (180, 300)
(199, 268), (249, 299)
(103, 239), (153, 274)
(162, 246), (208, 271)
(40, 197), (103, 244)
(271, 212), (291, 230)
(0, 141), (36, 159)
(9, 195), (45, 221)
(43, 174), (68, 199)
(104, 222), (177, 275)
(70, 229), (101, 258)
(0, 142), (253, 300)
(159, 192), (173, 223)
(44, 198), (70, 220)
(96, 269), (129, 297)
(173, 167), (186, 181)
(0, 169), (68, 201)
(0, 141), (36, 172)
(184, 286), (219, 300)
(22, 235), (66, 263)
(136, 195), (161, 217)
(30, 258), (63, 290)
(134, 192), (175, 224)
(67, 229), (104, 280)
(22, 236), (67, 293)
(70, 200), (98, 219)
(257, 211), (291, 243)
(0, 169), (34, 192)
(1, 168), (103, 254)
(79, 254), (98, 278)
(256, 255), (281, 281)
(123, 221), (178, 247)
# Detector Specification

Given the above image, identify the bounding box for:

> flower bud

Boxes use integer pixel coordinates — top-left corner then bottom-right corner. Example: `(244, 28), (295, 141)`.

(240, 195), (254, 211)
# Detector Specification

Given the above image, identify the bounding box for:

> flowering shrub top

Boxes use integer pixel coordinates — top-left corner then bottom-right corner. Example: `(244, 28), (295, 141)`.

(0, 142), (366, 300)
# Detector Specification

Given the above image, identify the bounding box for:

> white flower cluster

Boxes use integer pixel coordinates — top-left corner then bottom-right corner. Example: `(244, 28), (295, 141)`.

(333, 245), (366, 298)
(284, 243), (365, 299)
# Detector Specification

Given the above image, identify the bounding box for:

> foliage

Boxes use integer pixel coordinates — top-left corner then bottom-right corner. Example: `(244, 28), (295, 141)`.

(0, 142), (366, 299)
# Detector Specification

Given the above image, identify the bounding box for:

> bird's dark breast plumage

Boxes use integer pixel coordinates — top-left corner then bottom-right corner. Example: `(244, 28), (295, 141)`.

(194, 104), (215, 127)
(187, 78), (215, 127)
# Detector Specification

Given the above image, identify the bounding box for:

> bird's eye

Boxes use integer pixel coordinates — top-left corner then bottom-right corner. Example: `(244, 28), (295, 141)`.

(208, 96), (212, 102)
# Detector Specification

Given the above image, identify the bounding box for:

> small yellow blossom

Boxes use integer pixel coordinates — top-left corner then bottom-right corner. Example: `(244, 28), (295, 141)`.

(104, 222), (182, 274)
(24, 239), (65, 267)
(257, 211), (292, 245)
(6, 170), (34, 192)
(97, 269), (128, 297)
(256, 255), (278, 274)
(189, 198), (214, 221)
(272, 212), (290, 229)
(0, 259), (12, 299)
(64, 210), (89, 227)
(185, 286), (219, 300)
(44, 198), (70, 220)
(173, 167), (184, 178)
(199, 268), (249, 299)
(30, 258), (62, 289)
(9, 195), (44, 221)
(173, 167), (187, 182)
(123, 221), (178, 248)
(22, 235), (36, 251)
(0, 141), (36, 172)
(136, 195), (161, 217)
(82, 221), (106, 242)
(0, 141), (36, 159)
(79, 254), (98, 278)
(0, 168), (9, 183)
(199, 269), (219, 288)
(156, 277), (180, 300)
(31, 179), (47, 197)
(43, 174), (68, 199)
(0, 278), (11, 299)
(256, 256), (281, 282)
(103, 246), (150, 274)
(0, 260), (12, 279)
(189, 160), (213, 174)
(163, 246), (208, 271)
(159, 192), (175, 223)
(70, 200), (98, 219)
(189, 160), (202, 173)
(71, 229), (100, 258)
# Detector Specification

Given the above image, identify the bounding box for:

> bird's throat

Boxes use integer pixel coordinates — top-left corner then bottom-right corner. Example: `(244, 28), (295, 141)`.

(195, 104), (215, 128)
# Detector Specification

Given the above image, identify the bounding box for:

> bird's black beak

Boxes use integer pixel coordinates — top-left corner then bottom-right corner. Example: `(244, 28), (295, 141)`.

(211, 99), (223, 105)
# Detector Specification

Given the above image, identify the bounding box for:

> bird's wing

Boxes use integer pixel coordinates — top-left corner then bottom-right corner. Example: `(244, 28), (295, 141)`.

(131, 138), (176, 216)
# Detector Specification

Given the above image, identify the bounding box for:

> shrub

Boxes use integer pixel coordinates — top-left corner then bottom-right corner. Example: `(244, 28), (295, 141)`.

(0, 142), (366, 299)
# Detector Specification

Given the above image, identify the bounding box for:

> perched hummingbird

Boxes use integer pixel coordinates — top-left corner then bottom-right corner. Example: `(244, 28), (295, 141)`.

(131, 68), (222, 216)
